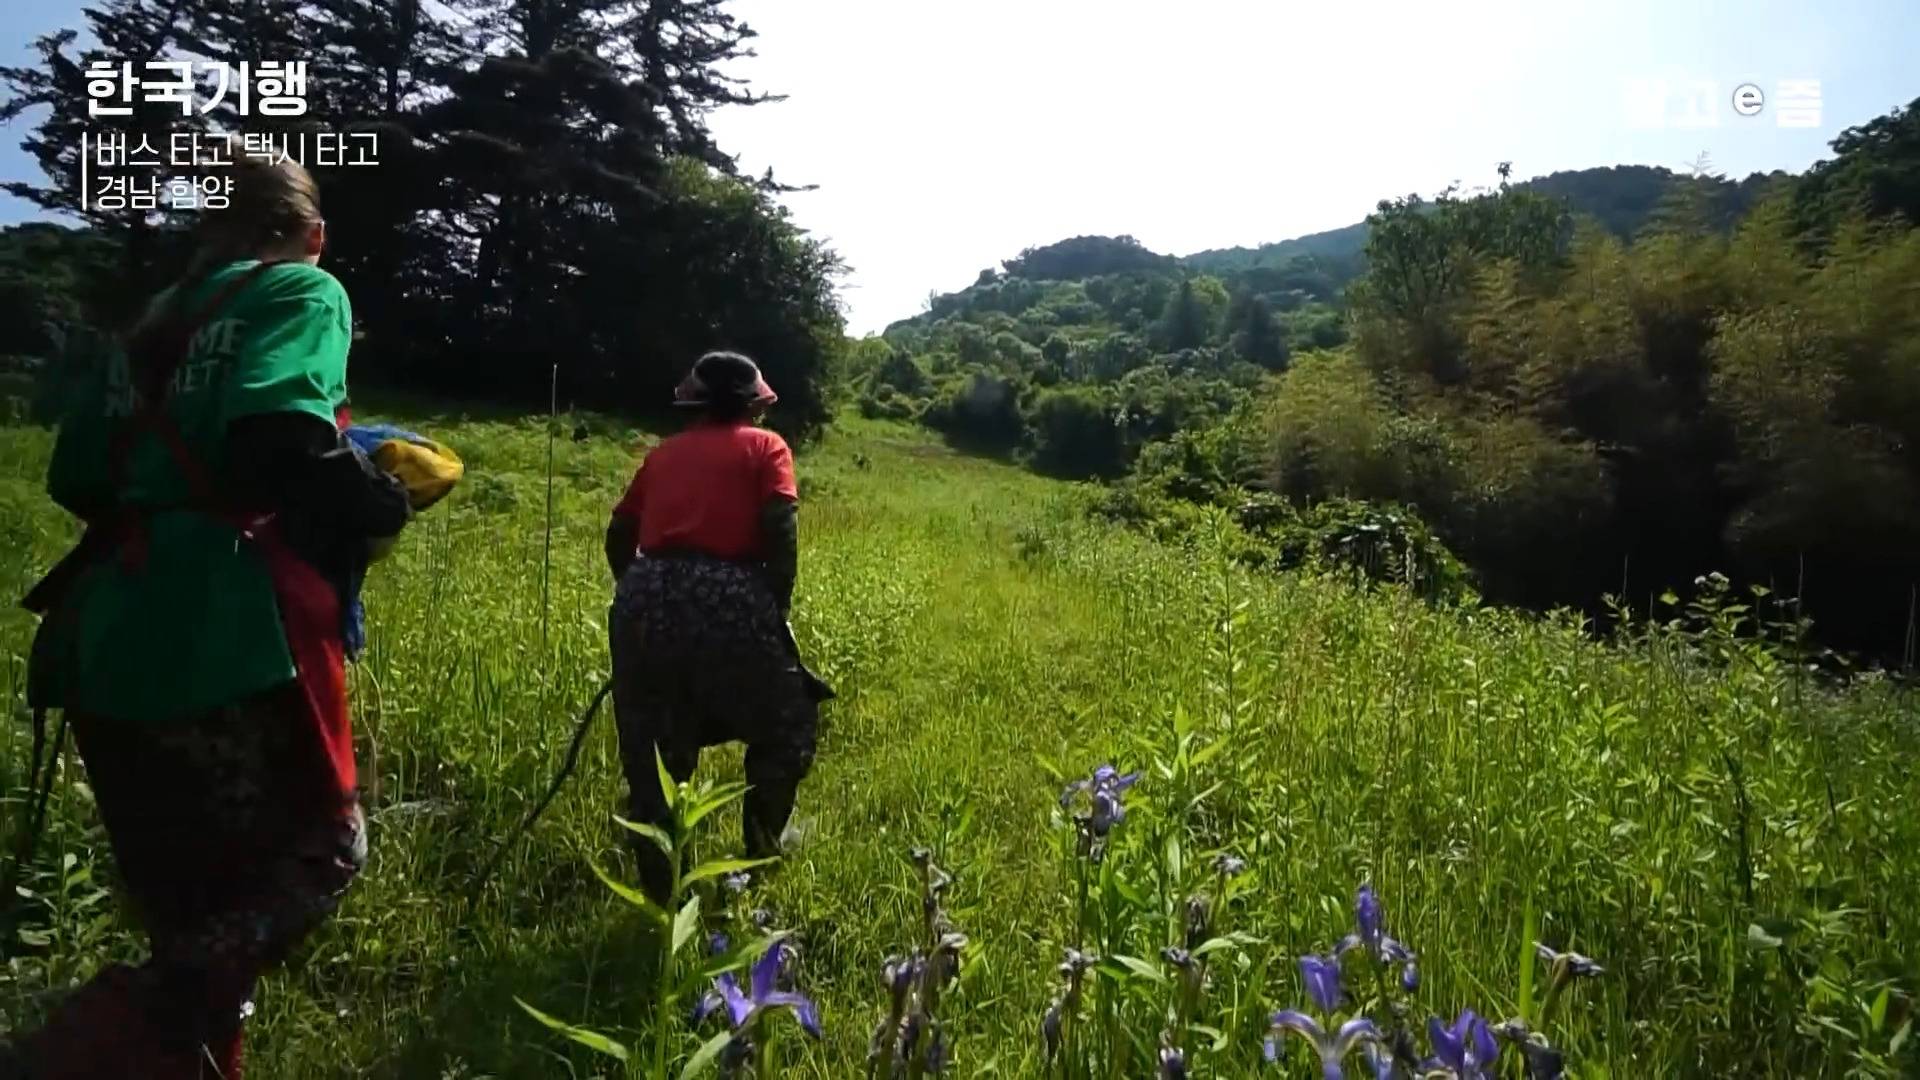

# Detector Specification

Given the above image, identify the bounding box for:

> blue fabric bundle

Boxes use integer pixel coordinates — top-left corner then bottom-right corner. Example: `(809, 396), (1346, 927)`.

(339, 423), (463, 660)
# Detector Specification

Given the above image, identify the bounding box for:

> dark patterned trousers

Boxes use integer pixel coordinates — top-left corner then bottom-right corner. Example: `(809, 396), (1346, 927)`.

(8, 686), (365, 1080)
(609, 554), (818, 899)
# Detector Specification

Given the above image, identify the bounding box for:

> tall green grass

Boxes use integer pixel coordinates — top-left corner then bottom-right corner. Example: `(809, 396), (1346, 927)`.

(1, 409), (1914, 1077)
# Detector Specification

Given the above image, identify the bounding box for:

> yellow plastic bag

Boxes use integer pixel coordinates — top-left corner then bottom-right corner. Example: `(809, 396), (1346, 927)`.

(370, 436), (464, 511)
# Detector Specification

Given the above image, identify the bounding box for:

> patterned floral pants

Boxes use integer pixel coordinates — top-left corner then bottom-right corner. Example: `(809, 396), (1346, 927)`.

(609, 554), (818, 898)
(10, 686), (365, 1079)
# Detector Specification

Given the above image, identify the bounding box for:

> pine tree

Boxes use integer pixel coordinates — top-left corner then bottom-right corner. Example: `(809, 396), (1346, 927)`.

(1158, 279), (1209, 352)
(1228, 292), (1288, 370)
(293, 0), (470, 350)
(1, 0), (207, 318)
(622, 0), (787, 182)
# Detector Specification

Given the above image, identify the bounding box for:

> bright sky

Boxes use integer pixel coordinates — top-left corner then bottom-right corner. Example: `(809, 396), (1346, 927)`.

(7, 0), (1919, 333)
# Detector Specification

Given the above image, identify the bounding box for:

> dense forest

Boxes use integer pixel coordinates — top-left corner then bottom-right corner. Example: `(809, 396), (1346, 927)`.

(849, 101), (1920, 661)
(0, 0), (844, 438)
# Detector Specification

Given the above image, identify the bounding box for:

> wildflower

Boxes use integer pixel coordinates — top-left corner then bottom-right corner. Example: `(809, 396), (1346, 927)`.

(1264, 1009), (1380, 1078)
(1043, 948), (1098, 1062)
(1424, 1009), (1498, 1079)
(918, 933), (967, 1024)
(1041, 999), (1063, 1061)
(1212, 853), (1247, 877)
(1533, 942), (1603, 982)
(693, 940), (823, 1039)
(1301, 953), (1343, 1013)
(1184, 892), (1213, 948)
(913, 847), (954, 913)
(1059, 947), (1099, 982)
(1059, 764), (1141, 837)
(931, 932), (969, 984)
(1399, 962), (1419, 993)
(1357, 884), (1382, 942)
(1338, 884), (1416, 969)
(1158, 1042), (1189, 1079)
(1492, 1019), (1565, 1080)
(722, 870), (752, 894)
(883, 954), (919, 1011)
(709, 932), (730, 955)
(1163, 945), (1205, 1005)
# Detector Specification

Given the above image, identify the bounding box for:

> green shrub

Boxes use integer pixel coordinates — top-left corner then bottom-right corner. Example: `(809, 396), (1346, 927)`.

(1238, 494), (1475, 603)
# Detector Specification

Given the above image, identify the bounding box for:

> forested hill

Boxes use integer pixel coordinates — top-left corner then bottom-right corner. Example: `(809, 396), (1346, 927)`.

(1182, 164), (1789, 280)
(863, 162), (1797, 479)
(852, 97), (1920, 661)
(889, 163), (1790, 343)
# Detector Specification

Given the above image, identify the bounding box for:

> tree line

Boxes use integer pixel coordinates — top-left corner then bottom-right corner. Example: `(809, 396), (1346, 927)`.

(1, 0), (844, 438)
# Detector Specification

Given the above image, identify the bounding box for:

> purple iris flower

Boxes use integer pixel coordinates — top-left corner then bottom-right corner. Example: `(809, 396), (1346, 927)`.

(693, 940), (822, 1039)
(1212, 853), (1248, 877)
(1060, 765), (1142, 837)
(1301, 953), (1344, 1014)
(1357, 885), (1383, 942)
(1264, 1009), (1380, 1079)
(1041, 999), (1063, 1060)
(1158, 1044), (1189, 1078)
(1338, 884), (1417, 985)
(884, 955), (919, 999)
(1424, 1009), (1499, 1079)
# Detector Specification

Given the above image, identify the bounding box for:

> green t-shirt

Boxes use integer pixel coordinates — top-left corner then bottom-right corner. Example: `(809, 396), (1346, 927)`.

(32, 259), (352, 723)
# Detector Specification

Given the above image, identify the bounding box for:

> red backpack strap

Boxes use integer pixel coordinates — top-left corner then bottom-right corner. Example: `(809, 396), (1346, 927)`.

(110, 260), (286, 507)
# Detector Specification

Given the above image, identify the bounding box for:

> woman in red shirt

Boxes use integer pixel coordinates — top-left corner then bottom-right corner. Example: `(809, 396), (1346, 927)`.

(604, 351), (817, 901)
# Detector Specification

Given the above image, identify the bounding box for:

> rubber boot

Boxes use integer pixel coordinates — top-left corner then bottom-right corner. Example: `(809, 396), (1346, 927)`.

(742, 776), (801, 861)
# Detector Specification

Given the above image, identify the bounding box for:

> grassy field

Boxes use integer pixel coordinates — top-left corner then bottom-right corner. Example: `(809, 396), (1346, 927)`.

(1, 404), (1916, 1078)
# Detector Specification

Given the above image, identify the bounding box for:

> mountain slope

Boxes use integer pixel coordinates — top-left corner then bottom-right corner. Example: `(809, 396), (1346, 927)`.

(1180, 163), (1790, 284)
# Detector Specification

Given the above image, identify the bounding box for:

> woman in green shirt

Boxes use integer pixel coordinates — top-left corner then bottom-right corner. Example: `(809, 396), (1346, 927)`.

(7, 154), (409, 1079)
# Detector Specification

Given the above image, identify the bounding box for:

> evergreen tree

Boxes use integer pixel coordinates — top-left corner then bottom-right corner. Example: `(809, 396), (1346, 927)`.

(1227, 291), (1288, 369)
(0, 0), (207, 320)
(623, 0), (785, 180)
(1157, 279), (1209, 352)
